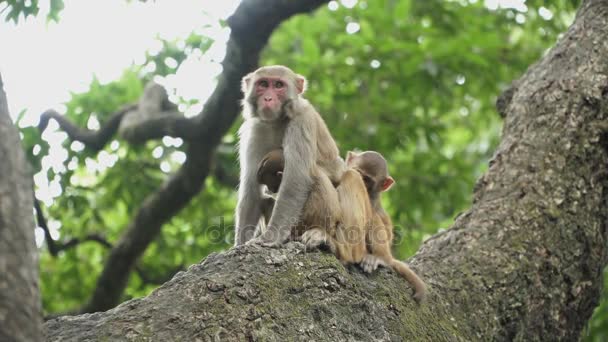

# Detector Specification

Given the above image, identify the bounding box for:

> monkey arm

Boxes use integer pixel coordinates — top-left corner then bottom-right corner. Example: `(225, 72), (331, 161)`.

(234, 122), (266, 245)
(257, 115), (316, 246)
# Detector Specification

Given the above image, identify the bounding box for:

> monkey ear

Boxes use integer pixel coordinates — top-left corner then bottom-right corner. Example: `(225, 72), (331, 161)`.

(381, 177), (395, 192)
(346, 151), (356, 164)
(295, 75), (307, 94)
(241, 73), (253, 94)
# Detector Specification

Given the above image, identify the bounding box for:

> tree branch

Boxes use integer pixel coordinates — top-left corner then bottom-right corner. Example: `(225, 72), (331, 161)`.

(35, 197), (112, 255)
(39, 81), (204, 149)
(39, 104), (136, 151)
(117, 82), (199, 144)
(35, 196), (58, 256)
(35, 198), (180, 287)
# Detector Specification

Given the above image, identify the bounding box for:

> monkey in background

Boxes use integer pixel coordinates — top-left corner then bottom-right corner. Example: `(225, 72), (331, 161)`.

(347, 151), (427, 302)
(235, 65), (348, 247)
(257, 149), (371, 264)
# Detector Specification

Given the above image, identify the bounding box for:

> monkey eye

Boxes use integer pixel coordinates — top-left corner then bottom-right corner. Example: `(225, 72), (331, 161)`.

(275, 80), (284, 89)
(362, 175), (373, 187)
(258, 80), (269, 88)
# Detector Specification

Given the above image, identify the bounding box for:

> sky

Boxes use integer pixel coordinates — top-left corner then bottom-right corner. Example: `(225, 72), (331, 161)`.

(0, 0), (533, 124)
(0, 0), (241, 124)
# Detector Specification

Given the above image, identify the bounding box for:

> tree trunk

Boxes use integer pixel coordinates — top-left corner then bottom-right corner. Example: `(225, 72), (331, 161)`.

(43, 0), (608, 340)
(0, 75), (41, 341)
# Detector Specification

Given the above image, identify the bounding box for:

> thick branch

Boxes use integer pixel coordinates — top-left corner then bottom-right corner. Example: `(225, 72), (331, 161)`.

(118, 110), (197, 144)
(44, 244), (450, 341)
(81, 0), (331, 314)
(40, 82), (203, 149)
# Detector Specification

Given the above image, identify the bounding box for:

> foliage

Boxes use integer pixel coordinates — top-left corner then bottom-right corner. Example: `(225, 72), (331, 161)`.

(262, 0), (577, 257)
(14, 0), (608, 340)
(1, 0), (64, 22)
(19, 34), (225, 313)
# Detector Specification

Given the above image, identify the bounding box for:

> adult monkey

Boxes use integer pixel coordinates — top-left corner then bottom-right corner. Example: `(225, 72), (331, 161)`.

(235, 65), (346, 246)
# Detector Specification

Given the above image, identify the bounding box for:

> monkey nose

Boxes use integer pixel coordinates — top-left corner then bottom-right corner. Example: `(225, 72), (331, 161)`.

(264, 96), (273, 102)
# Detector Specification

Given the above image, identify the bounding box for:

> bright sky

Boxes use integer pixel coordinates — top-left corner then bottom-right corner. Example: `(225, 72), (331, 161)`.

(0, 0), (241, 124)
(0, 0), (534, 124)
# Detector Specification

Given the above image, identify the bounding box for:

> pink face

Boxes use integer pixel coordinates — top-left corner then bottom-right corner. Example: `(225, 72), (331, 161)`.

(255, 77), (289, 120)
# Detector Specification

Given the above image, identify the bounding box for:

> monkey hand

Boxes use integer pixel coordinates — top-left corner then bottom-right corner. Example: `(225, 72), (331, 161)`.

(301, 229), (327, 249)
(244, 237), (263, 246)
(361, 255), (387, 273)
(245, 234), (285, 248)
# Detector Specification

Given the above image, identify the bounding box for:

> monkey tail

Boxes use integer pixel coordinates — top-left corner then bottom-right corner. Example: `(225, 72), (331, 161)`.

(389, 259), (427, 303)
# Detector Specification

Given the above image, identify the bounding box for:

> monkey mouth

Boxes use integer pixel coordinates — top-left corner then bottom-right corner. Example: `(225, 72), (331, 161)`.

(259, 107), (281, 121)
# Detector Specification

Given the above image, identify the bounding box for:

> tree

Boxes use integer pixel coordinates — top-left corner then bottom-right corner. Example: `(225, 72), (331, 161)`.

(38, 0), (608, 339)
(0, 75), (41, 340)
(26, 0), (581, 318)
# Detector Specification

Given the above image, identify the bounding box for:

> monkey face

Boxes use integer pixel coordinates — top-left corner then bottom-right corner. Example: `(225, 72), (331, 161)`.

(346, 150), (394, 194)
(254, 77), (290, 121)
(242, 66), (307, 122)
(264, 171), (282, 193)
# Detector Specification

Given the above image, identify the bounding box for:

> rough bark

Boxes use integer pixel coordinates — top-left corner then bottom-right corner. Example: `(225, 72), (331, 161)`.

(43, 0), (608, 339)
(0, 74), (42, 341)
(45, 244), (451, 341)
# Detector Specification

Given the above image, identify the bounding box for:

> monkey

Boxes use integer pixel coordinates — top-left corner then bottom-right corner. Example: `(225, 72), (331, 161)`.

(256, 149), (371, 264)
(328, 167), (372, 263)
(118, 82), (183, 144)
(256, 149), (283, 227)
(235, 65), (347, 247)
(256, 149), (284, 232)
(257, 149), (284, 195)
(346, 150), (427, 303)
(256, 147), (426, 302)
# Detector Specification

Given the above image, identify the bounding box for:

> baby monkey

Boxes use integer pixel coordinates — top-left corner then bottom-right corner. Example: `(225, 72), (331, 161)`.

(259, 149), (426, 302)
(257, 149), (369, 263)
(257, 149), (285, 225)
(346, 151), (427, 303)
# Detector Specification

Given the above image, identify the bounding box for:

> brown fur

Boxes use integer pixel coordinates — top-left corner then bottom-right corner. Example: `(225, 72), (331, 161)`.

(348, 151), (427, 303)
(257, 149), (370, 264)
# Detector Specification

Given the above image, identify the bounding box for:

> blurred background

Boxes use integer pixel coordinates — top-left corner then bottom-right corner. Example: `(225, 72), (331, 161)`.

(2, 0), (603, 339)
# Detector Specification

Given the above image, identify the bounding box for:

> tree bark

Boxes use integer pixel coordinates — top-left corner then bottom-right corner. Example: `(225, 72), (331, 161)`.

(0, 74), (41, 341)
(43, 0), (608, 340)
